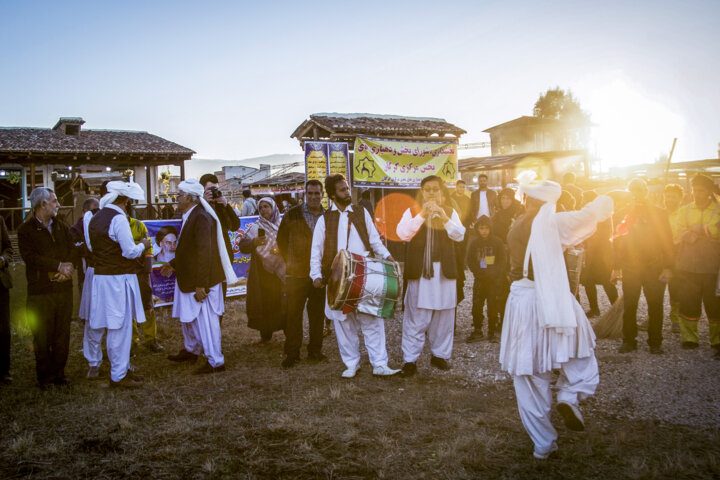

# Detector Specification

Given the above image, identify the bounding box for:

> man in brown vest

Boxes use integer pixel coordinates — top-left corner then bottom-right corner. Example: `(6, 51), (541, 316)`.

(310, 174), (400, 378)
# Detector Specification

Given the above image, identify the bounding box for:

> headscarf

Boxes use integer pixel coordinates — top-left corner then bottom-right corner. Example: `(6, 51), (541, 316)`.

(516, 170), (576, 334)
(246, 197), (285, 279)
(99, 181), (145, 209)
(178, 179), (238, 285)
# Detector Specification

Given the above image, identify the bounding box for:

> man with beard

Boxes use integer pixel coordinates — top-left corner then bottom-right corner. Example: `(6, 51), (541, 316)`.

(277, 180), (327, 368)
(465, 173), (497, 227)
(88, 181), (150, 388)
(162, 179), (238, 373)
(310, 174), (400, 378)
(18, 187), (75, 388)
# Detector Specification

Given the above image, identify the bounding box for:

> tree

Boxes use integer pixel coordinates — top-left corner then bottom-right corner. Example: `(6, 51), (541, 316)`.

(533, 87), (589, 124)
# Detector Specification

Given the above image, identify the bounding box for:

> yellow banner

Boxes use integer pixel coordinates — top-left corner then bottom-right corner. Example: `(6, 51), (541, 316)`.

(352, 136), (458, 188)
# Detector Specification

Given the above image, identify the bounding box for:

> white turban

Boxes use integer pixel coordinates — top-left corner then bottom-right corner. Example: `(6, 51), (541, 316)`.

(515, 170), (576, 334)
(516, 170), (562, 204)
(178, 178), (238, 285)
(99, 181), (146, 209)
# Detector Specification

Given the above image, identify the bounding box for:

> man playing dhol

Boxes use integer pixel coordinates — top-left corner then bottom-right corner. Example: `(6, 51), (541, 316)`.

(310, 174), (400, 378)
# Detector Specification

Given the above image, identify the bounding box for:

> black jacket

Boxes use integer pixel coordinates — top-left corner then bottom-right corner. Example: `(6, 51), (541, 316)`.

(614, 203), (674, 271)
(17, 216), (75, 295)
(277, 204), (319, 278)
(465, 189), (498, 226)
(467, 234), (506, 279)
(170, 205), (225, 293)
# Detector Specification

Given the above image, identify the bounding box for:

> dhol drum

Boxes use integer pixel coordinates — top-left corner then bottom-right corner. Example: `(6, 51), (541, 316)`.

(327, 250), (402, 319)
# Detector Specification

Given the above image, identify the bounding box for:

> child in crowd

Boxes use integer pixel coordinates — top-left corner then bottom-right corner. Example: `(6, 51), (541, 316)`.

(467, 215), (506, 342)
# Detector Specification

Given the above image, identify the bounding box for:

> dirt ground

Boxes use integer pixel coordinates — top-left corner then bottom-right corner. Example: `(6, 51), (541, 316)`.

(1, 278), (719, 479)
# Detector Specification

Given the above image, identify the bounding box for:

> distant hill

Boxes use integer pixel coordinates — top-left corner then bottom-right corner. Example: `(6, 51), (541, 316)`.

(186, 154), (304, 178)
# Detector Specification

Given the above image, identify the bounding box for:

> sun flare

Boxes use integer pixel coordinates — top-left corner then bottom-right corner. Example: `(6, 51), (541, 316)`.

(585, 79), (685, 171)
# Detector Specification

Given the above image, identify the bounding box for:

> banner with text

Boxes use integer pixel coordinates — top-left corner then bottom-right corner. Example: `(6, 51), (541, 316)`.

(304, 141), (349, 207)
(352, 136), (458, 188)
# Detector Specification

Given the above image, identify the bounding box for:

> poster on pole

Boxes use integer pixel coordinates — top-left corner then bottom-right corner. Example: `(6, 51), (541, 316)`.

(144, 216), (257, 306)
(327, 142), (350, 178)
(352, 136), (458, 188)
(304, 142), (328, 185)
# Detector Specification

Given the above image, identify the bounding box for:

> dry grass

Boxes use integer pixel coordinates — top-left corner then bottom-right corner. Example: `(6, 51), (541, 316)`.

(0, 299), (718, 479)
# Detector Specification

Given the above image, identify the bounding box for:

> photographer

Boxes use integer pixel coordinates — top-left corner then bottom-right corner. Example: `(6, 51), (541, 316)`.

(199, 174), (241, 262)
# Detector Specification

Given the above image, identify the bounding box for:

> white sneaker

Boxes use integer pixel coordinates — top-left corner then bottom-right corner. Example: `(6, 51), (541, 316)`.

(86, 366), (100, 379)
(556, 401), (585, 431)
(341, 365), (360, 378)
(372, 365), (400, 376)
(533, 442), (558, 459)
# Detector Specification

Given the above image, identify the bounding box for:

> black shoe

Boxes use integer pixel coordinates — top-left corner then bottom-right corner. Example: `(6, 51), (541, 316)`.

(281, 357), (299, 368)
(466, 329), (484, 343)
(52, 376), (71, 387)
(110, 372), (143, 388)
(649, 345), (664, 355)
(618, 342), (637, 354)
(307, 352), (327, 363)
(167, 349), (198, 363)
(193, 363), (226, 375)
(556, 402), (585, 431)
(144, 340), (165, 353)
(681, 341), (699, 350)
(430, 356), (451, 371)
(400, 362), (417, 377)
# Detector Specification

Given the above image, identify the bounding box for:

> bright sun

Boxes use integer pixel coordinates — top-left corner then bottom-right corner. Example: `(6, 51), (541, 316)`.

(584, 79), (685, 171)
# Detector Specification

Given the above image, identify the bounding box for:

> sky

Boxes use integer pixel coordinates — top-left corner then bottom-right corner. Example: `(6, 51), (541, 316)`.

(1, 0), (718, 169)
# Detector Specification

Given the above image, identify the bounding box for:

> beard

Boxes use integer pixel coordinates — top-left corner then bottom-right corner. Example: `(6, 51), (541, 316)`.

(334, 194), (351, 207)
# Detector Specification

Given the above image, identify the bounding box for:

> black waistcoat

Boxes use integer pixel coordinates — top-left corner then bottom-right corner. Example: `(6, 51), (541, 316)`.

(404, 207), (459, 280)
(89, 207), (139, 276)
(321, 206), (372, 280)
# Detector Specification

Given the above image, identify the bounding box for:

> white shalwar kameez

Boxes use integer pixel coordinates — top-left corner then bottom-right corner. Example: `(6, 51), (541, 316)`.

(79, 210), (103, 366)
(310, 204), (393, 370)
(88, 204), (146, 382)
(171, 204), (226, 368)
(499, 181), (613, 458)
(397, 209), (465, 362)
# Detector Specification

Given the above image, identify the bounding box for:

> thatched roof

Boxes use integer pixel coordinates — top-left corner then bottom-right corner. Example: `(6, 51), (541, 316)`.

(291, 113), (466, 143)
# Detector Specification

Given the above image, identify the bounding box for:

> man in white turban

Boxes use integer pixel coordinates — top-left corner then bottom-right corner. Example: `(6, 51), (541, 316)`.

(499, 171), (614, 459)
(88, 181), (150, 388)
(162, 178), (237, 373)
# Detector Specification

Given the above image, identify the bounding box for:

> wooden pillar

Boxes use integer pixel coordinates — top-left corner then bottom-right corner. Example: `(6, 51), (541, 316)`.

(30, 163), (36, 190)
(180, 162), (185, 181)
(146, 165), (154, 220)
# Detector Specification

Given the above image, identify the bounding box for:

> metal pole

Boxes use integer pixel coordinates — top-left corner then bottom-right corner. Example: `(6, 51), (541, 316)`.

(664, 138), (677, 183)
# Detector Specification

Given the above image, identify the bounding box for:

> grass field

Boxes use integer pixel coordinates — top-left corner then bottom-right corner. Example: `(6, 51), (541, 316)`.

(1, 299), (719, 480)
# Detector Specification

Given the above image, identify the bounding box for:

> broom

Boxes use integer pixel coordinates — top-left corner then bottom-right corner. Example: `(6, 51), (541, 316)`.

(592, 293), (624, 339)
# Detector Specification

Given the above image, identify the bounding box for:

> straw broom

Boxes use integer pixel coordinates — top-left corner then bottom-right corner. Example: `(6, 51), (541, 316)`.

(592, 293), (624, 339)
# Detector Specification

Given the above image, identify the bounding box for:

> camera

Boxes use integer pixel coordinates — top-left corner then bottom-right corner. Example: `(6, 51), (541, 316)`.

(209, 186), (222, 199)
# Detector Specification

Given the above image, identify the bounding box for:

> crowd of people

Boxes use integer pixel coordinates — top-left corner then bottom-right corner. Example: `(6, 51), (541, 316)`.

(0, 169), (717, 459)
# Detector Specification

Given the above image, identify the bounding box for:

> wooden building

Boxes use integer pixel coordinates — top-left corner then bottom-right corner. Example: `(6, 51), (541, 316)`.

(0, 117), (194, 228)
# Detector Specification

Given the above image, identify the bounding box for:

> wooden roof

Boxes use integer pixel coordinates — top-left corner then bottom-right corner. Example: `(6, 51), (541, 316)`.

(459, 150), (586, 172)
(0, 118), (195, 166)
(291, 113), (466, 144)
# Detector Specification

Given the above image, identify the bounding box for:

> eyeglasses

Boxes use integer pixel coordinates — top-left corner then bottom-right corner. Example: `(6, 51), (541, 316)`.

(423, 187), (440, 194)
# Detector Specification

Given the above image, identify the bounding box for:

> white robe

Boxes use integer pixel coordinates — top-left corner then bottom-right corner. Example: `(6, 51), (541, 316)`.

(309, 204), (393, 369)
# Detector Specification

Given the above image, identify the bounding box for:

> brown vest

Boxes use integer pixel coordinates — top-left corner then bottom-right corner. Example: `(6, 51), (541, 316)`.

(321, 205), (373, 280)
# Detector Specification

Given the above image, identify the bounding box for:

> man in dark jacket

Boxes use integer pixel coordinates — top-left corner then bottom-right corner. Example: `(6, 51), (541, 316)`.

(277, 180), (326, 368)
(0, 215), (13, 384)
(18, 187), (75, 388)
(614, 178), (674, 354)
(163, 179), (232, 374)
(465, 174), (498, 227)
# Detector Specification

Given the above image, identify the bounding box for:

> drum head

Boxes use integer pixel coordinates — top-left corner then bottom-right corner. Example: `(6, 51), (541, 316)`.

(327, 250), (350, 308)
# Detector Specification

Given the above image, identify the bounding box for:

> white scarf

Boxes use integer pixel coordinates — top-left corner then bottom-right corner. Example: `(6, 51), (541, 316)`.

(178, 179), (238, 285)
(517, 171), (576, 334)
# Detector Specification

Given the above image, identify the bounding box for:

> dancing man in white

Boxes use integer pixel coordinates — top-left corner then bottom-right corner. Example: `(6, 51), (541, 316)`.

(500, 171), (614, 459)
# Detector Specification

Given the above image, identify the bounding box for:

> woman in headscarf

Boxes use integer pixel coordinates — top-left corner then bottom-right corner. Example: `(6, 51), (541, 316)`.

(239, 197), (286, 343)
(499, 171), (615, 459)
